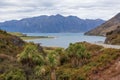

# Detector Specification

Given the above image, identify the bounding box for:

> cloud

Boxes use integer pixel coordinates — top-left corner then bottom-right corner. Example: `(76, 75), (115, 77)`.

(0, 0), (120, 22)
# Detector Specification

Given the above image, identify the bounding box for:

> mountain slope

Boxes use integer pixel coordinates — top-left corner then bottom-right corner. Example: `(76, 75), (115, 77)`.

(0, 14), (104, 33)
(85, 13), (120, 36)
(105, 26), (120, 45)
(0, 30), (25, 56)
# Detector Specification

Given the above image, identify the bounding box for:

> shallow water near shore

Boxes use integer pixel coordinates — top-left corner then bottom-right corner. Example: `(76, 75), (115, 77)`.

(25, 33), (106, 48)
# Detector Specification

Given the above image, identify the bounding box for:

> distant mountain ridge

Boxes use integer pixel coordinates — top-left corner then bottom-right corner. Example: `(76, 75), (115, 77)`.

(0, 14), (104, 33)
(85, 13), (120, 36)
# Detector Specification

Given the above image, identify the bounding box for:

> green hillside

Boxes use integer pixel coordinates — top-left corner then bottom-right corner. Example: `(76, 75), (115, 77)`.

(0, 30), (120, 80)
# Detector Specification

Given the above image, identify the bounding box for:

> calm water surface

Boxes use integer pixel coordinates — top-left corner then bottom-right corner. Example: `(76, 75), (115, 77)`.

(25, 33), (106, 48)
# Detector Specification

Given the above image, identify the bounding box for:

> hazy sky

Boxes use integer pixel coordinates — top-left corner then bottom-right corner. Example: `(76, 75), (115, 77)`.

(0, 0), (120, 22)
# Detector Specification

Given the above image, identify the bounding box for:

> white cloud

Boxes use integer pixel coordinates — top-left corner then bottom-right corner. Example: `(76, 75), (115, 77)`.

(0, 0), (120, 22)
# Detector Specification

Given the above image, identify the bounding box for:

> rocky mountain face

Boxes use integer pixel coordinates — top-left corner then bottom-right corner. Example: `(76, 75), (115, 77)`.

(0, 14), (104, 33)
(85, 13), (120, 36)
(105, 26), (120, 45)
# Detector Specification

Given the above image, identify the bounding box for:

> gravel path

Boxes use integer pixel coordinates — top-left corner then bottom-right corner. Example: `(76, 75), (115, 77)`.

(91, 42), (120, 49)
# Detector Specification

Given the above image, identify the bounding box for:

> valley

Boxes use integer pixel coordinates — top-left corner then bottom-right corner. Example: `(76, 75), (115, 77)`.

(0, 1), (120, 79)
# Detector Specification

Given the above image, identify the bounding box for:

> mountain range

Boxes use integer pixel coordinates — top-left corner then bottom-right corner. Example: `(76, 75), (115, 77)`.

(0, 14), (104, 33)
(85, 13), (120, 36)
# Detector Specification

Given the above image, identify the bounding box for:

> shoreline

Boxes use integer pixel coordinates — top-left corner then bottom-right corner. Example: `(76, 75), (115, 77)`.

(20, 36), (54, 40)
(91, 42), (120, 49)
(9, 32), (55, 40)
(40, 41), (120, 49)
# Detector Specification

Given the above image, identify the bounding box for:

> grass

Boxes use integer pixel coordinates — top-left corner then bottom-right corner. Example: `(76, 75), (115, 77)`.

(8, 32), (26, 37)
(9, 32), (54, 40)
(20, 36), (54, 40)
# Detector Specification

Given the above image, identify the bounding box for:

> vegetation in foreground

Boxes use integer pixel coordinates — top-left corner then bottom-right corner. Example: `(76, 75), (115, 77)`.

(0, 30), (120, 80)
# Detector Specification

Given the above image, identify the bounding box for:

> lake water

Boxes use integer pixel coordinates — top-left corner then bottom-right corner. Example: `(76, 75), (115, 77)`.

(25, 33), (106, 48)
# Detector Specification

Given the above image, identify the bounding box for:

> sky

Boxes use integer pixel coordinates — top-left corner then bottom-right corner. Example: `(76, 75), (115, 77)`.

(0, 0), (120, 22)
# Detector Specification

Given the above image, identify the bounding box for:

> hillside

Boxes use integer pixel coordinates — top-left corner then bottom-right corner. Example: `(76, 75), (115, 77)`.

(0, 30), (46, 80)
(0, 14), (104, 33)
(0, 30), (25, 56)
(0, 30), (25, 79)
(85, 13), (120, 36)
(105, 26), (120, 45)
(0, 30), (120, 80)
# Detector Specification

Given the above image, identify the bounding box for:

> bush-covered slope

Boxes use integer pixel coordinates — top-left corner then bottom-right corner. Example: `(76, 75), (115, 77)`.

(0, 30), (25, 56)
(0, 30), (26, 80)
(0, 30), (120, 80)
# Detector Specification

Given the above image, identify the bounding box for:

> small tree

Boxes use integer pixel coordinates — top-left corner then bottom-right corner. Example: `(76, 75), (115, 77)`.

(46, 51), (60, 80)
(17, 43), (45, 67)
(17, 43), (45, 80)
(54, 48), (68, 65)
(66, 43), (91, 67)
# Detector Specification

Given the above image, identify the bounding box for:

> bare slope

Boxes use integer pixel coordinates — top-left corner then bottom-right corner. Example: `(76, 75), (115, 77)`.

(85, 13), (120, 36)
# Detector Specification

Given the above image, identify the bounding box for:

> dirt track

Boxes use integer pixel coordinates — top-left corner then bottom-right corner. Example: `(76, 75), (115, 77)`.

(92, 42), (120, 49)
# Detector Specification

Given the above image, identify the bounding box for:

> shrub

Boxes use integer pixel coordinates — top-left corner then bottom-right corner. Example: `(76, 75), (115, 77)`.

(66, 43), (91, 67)
(0, 69), (26, 80)
(17, 43), (45, 67)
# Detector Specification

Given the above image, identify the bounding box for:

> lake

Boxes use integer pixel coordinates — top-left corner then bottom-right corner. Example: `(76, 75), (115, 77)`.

(25, 33), (106, 48)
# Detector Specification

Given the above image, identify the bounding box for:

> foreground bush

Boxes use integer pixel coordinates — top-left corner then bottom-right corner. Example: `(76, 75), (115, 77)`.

(66, 43), (91, 67)
(0, 68), (26, 80)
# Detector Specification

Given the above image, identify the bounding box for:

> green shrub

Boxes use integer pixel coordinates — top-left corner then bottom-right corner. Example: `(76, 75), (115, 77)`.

(0, 69), (26, 80)
(17, 43), (45, 67)
(66, 43), (91, 67)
